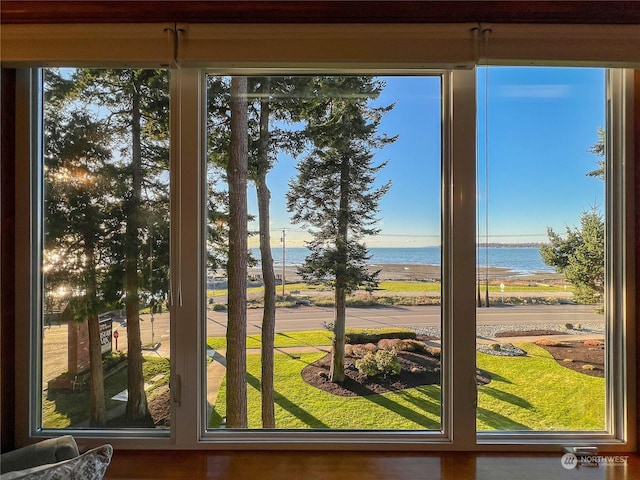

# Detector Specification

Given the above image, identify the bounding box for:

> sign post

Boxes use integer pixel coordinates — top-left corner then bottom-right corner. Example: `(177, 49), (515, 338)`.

(113, 330), (119, 351)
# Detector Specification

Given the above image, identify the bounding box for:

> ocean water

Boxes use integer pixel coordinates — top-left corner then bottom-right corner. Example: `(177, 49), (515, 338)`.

(252, 246), (553, 274)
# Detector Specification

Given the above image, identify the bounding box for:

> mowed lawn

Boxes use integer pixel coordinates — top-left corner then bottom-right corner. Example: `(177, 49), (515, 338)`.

(209, 352), (442, 430)
(209, 343), (605, 431)
(477, 343), (605, 431)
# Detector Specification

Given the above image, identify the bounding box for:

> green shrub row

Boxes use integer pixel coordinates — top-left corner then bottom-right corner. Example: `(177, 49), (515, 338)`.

(345, 327), (415, 344)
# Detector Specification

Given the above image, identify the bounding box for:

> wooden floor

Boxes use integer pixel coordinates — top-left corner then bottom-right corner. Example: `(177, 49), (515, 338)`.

(105, 450), (640, 479)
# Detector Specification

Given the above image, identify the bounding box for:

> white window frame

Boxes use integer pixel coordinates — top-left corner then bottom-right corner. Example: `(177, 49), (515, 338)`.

(8, 22), (637, 452)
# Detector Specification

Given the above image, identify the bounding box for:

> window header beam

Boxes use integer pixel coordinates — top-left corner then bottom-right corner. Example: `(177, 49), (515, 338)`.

(0, 23), (175, 68)
(2, 23), (640, 69)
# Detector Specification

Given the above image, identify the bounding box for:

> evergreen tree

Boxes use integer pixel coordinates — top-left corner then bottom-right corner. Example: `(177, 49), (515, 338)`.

(206, 75), (306, 427)
(586, 127), (605, 179)
(43, 69), (116, 426)
(540, 208), (604, 303)
(249, 76), (306, 427)
(71, 68), (170, 424)
(225, 76), (249, 428)
(541, 130), (605, 304)
(286, 76), (395, 382)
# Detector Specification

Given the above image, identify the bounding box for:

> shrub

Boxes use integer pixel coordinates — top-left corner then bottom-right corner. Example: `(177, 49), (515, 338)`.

(378, 338), (430, 354)
(355, 350), (401, 377)
(345, 344), (352, 357)
(350, 343), (378, 358)
(378, 338), (403, 352)
(375, 350), (402, 376)
(584, 339), (604, 347)
(425, 346), (441, 359)
(488, 343), (502, 351)
(355, 353), (379, 377)
(535, 338), (569, 347)
(403, 339), (430, 354)
(345, 344), (354, 357)
(102, 351), (126, 370)
(345, 328), (415, 344)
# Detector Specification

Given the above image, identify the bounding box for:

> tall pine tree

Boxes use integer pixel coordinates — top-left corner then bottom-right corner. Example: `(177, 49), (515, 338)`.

(225, 76), (250, 428)
(71, 68), (170, 424)
(287, 76), (395, 382)
(206, 75), (306, 427)
(43, 69), (116, 426)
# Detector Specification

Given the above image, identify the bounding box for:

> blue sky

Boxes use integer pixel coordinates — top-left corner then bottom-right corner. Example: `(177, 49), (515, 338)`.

(246, 68), (605, 247)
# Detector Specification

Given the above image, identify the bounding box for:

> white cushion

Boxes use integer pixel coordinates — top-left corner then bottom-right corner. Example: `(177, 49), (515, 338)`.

(0, 444), (112, 480)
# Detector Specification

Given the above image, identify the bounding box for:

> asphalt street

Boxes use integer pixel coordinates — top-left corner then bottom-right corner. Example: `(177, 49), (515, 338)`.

(42, 303), (603, 385)
(126, 304), (604, 343)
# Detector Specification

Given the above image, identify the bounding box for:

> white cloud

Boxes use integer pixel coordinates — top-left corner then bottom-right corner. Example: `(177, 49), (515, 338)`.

(496, 84), (572, 99)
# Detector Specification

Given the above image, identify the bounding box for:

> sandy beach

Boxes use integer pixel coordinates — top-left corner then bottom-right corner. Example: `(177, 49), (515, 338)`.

(246, 263), (564, 286)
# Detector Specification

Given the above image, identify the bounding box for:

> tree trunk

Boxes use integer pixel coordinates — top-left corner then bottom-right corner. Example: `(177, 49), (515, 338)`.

(330, 286), (347, 383)
(85, 246), (106, 427)
(125, 79), (148, 423)
(330, 154), (350, 383)
(226, 76), (249, 428)
(256, 79), (276, 428)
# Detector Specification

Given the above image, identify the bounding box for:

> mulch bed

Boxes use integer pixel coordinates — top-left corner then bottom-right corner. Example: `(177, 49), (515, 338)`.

(148, 386), (171, 427)
(495, 329), (564, 337)
(301, 350), (491, 397)
(493, 331), (605, 378)
(536, 341), (605, 378)
(302, 337), (605, 397)
(301, 351), (441, 397)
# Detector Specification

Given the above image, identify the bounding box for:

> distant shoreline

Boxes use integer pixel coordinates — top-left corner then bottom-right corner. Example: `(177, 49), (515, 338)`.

(252, 245), (553, 275)
(245, 262), (563, 285)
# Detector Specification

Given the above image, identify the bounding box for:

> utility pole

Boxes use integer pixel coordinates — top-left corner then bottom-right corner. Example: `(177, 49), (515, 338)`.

(281, 229), (286, 297)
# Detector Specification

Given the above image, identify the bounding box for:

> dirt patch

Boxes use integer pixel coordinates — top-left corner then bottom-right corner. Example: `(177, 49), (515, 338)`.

(301, 350), (491, 397)
(536, 341), (605, 378)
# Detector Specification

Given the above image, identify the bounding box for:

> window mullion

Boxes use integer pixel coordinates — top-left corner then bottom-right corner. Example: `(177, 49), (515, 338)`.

(171, 67), (205, 447)
(444, 69), (478, 448)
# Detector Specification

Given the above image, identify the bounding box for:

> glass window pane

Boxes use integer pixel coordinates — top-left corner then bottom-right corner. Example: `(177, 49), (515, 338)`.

(475, 67), (607, 432)
(41, 68), (171, 430)
(204, 75), (443, 431)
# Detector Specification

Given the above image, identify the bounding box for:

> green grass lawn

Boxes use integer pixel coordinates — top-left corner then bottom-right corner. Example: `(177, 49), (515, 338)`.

(210, 343), (605, 431)
(208, 280), (565, 299)
(477, 343), (605, 431)
(43, 356), (170, 429)
(207, 330), (333, 350)
(377, 281), (441, 293)
(377, 280), (564, 293)
(209, 352), (442, 430)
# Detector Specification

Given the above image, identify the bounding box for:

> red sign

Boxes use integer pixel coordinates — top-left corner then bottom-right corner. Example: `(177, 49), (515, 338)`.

(113, 330), (119, 339)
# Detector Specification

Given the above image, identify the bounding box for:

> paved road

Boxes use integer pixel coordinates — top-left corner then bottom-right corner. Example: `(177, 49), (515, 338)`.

(89, 304), (605, 356)
(204, 304), (602, 337)
(42, 303), (602, 383)
(94, 304), (603, 354)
